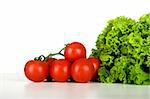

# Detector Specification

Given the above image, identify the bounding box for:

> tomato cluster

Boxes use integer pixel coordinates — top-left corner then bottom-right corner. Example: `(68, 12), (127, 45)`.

(24, 42), (101, 83)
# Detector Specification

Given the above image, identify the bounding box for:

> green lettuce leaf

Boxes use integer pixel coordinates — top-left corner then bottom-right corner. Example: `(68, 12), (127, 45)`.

(92, 13), (150, 85)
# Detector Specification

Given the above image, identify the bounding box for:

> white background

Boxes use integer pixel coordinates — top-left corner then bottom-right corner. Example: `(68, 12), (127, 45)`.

(0, 0), (150, 74)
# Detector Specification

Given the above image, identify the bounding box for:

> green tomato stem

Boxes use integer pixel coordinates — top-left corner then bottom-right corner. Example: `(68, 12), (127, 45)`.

(34, 44), (67, 61)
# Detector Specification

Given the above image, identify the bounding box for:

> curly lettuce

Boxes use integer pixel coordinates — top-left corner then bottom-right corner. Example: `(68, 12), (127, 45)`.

(92, 13), (150, 85)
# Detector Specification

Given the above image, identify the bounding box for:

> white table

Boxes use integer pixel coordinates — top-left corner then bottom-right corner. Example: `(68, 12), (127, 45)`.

(0, 74), (149, 99)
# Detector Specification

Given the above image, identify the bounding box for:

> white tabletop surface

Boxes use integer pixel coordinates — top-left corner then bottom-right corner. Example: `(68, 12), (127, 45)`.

(0, 74), (149, 99)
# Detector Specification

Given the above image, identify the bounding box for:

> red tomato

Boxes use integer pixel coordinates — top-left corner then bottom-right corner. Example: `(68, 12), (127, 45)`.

(24, 60), (49, 82)
(47, 58), (56, 66)
(71, 58), (94, 83)
(46, 58), (56, 81)
(87, 57), (101, 80)
(50, 59), (71, 82)
(64, 42), (86, 62)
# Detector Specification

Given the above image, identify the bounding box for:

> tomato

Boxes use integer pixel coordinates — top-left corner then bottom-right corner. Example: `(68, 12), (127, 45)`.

(50, 59), (71, 82)
(64, 42), (86, 62)
(71, 58), (94, 83)
(46, 58), (57, 81)
(24, 60), (49, 82)
(87, 57), (101, 80)
(47, 58), (56, 66)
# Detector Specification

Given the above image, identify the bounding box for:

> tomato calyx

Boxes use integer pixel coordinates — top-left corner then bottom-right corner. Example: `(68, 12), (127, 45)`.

(34, 55), (46, 61)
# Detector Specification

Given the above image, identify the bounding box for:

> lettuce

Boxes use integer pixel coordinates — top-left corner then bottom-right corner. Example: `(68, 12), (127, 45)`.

(92, 13), (150, 85)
